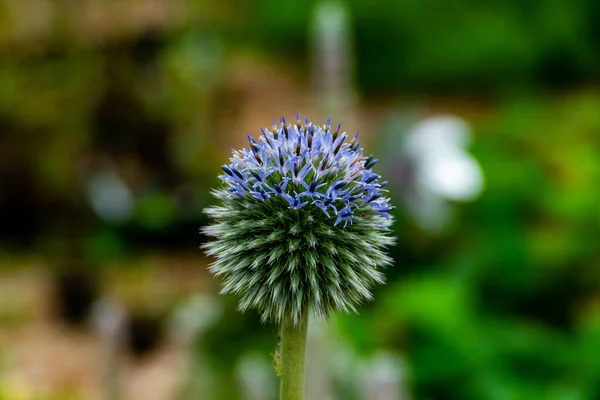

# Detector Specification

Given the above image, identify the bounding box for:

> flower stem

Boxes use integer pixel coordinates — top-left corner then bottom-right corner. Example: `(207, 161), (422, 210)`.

(279, 311), (309, 400)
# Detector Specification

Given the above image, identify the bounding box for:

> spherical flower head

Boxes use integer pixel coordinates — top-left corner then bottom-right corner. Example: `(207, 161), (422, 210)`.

(203, 114), (395, 324)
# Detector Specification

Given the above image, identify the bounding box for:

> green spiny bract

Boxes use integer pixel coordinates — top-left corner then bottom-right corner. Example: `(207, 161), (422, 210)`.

(203, 115), (395, 325)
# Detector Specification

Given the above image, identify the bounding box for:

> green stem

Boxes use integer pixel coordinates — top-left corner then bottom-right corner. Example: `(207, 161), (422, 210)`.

(279, 311), (309, 400)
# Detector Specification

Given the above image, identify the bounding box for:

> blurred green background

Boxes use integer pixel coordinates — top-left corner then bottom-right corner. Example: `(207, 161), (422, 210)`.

(1, 0), (600, 399)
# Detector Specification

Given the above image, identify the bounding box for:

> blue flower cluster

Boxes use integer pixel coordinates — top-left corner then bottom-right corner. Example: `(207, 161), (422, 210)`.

(220, 114), (394, 227)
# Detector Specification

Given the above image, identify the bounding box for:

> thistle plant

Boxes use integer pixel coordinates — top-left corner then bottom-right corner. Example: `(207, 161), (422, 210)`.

(203, 114), (395, 400)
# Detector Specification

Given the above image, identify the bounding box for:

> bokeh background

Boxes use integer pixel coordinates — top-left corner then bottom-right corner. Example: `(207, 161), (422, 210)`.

(1, 0), (600, 399)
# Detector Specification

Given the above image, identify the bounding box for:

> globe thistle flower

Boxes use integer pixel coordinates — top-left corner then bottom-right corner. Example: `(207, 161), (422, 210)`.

(203, 114), (395, 325)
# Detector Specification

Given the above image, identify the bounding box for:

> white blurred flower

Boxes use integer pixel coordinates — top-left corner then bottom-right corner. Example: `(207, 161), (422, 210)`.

(168, 294), (222, 344)
(90, 298), (127, 341)
(235, 353), (277, 400)
(405, 116), (483, 201)
(383, 114), (484, 233)
(80, 157), (135, 223)
(361, 351), (411, 400)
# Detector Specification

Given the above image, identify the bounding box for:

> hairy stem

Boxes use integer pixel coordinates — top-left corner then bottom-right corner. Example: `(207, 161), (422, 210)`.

(279, 311), (309, 400)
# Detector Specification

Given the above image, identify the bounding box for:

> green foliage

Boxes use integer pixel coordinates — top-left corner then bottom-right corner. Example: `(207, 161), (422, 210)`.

(245, 0), (600, 93)
(335, 92), (600, 400)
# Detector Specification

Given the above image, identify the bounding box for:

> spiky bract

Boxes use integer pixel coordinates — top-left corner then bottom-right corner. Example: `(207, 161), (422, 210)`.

(203, 115), (395, 324)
